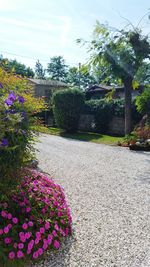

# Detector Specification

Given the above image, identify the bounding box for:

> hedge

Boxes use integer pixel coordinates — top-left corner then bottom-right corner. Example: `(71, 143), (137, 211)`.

(52, 88), (84, 133)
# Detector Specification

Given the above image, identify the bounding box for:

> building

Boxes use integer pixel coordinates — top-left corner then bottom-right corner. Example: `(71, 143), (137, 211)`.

(28, 78), (68, 98)
(85, 84), (143, 100)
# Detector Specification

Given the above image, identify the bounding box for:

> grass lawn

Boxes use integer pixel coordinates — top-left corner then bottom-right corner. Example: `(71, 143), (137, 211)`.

(31, 125), (124, 145)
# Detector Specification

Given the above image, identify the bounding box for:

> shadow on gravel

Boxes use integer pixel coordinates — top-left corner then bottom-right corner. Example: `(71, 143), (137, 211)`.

(137, 172), (150, 185)
(129, 150), (150, 155)
(31, 234), (76, 267)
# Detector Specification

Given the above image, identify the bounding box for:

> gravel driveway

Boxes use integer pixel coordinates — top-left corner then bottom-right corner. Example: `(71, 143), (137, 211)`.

(33, 134), (150, 267)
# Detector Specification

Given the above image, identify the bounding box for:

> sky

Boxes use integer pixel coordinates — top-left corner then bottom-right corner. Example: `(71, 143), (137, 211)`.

(0, 0), (149, 70)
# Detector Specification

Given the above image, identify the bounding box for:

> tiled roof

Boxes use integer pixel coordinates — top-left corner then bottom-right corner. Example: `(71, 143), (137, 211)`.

(28, 78), (68, 87)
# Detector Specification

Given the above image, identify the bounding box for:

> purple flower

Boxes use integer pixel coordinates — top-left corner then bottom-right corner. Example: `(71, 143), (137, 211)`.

(5, 91), (16, 106)
(5, 109), (16, 114)
(8, 92), (16, 101)
(21, 111), (26, 118)
(5, 99), (13, 106)
(18, 96), (25, 104)
(0, 83), (3, 88)
(1, 138), (9, 147)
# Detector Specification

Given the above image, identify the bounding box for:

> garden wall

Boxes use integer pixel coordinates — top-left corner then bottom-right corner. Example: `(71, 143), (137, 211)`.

(78, 114), (125, 136)
(108, 116), (125, 136)
(79, 114), (95, 132)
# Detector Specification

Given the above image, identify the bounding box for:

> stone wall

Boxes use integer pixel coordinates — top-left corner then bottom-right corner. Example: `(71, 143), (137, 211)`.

(78, 114), (125, 136)
(108, 116), (125, 136)
(78, 114), (95, 132)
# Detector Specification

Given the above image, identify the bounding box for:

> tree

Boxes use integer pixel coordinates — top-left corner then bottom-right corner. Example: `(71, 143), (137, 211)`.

(135, 62), (150, 85)
(47, 56), (68, 81)
(80, 22), (150, 134)
(35, 60), (45, 79)
(136, 87), (150, 116)
(67, 65), (96, 89)
(0, 55), (34, 78)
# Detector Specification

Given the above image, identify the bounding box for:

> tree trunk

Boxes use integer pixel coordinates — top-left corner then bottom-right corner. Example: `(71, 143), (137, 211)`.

(124, 79), (132, 135)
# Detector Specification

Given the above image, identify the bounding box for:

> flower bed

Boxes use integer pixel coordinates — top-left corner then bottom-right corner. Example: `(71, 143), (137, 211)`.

(0, 69), (72, 266)
(0, 169), (72, 265)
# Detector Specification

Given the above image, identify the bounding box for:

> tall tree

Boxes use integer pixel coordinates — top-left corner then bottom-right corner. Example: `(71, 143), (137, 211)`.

(0, 56), (34, 78)
(67, 65), (96, 89)
(47, 56), (68, 81)
(81, 22), (150, 134)
(35, 60), (45, 79)
(135, 62), (150, 85)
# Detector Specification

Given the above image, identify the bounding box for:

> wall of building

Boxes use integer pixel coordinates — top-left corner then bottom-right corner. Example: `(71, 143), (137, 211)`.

(33, 85), (67, 98)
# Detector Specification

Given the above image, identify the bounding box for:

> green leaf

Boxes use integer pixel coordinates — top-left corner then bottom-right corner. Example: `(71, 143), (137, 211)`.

(132, 80), (139, 90)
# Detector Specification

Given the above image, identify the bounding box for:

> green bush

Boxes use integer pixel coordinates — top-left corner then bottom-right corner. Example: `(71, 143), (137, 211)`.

(0, 67), (45, 194)
(52, 88), (84, 133)
(135, 87), (150, 115)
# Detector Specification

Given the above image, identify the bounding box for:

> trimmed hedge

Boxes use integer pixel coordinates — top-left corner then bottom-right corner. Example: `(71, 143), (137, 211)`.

(52, 89), (84, 133)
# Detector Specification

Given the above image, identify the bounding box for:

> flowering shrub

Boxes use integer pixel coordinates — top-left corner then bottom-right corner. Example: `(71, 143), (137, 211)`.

(134, 125), (150, 140)
(0, 68), (72, 265)
(0, 68), (45, 190)
(0, 169), (72, 266)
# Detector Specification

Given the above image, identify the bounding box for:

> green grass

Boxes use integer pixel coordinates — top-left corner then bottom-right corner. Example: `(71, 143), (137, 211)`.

(31, 125), (124, 145)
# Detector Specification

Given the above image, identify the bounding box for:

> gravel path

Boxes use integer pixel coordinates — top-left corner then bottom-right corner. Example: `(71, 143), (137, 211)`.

(33, 134), (150, 267)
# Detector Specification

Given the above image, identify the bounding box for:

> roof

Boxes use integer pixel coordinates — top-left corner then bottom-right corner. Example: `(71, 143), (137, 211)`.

(87, 84), (124, 93)
(28, 78), (68, 87)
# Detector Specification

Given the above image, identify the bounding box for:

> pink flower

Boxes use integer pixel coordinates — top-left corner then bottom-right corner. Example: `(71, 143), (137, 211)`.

(65, 228), (69, 236)
(52, 230), (57, 237)
(28, 221), (33, 227)
(48, 234), (53, 243)
(13, 243), (18, 249)
(42, 208), (46, 214)
(35, 238), (40, 245)
(38, 248), (43, 255)
(25, 232), (31, 239)
(4, 227), (9, 234)
(20, 236), (26, 243)
(1, 210), (7, 218)
(28, 240), (34, 250)
(12, 217), (18, 224)
(33, 251), (39, 259)
(39, 227), (45, 234)
(54, 223), (59, 231)
(36, 232), (41, 239)
(26, 207), (31, 213)
(18, 243), (24, 249)
(9, 251), (15, 259)
(43, 243), (48, 250)
(27, 250), (31, 255)
(7, 213), (12, 220)
(4, 237), (11, 244)
(45, 221), (50, 230)
(0, 229), (3, 235)
(58, 211), (62, 217)
(17, 250), (24, 258)
(53, 240), (60, 249)
(22, 223), (28, 230)
(8, 224), (12, 229)
(19, 232), (24, 238)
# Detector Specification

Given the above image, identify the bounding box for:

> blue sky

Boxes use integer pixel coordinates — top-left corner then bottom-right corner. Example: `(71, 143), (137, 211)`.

(0, 0), (149, 69)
